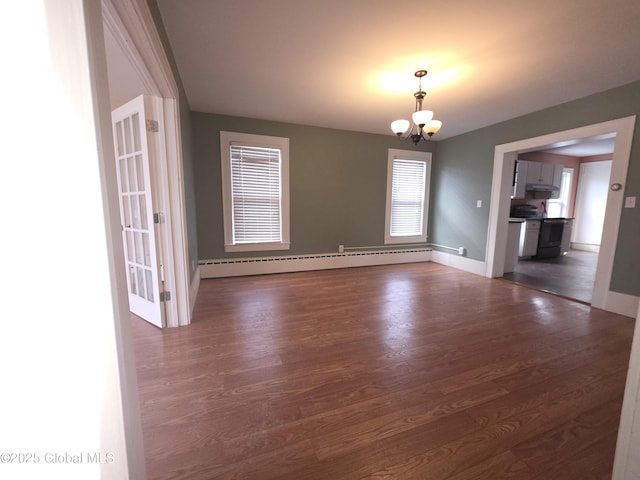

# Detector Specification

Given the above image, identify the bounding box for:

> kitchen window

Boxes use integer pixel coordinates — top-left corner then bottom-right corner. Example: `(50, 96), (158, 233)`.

(384, 149), (431, 244)
(220, 131), (290, 252)
(547, 168), (573, 218)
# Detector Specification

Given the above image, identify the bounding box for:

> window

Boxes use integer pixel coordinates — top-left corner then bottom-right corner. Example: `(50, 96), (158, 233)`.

(547, 167), (573, 218)
(220, 131), (290, 252)
(384, 149), (431, 244)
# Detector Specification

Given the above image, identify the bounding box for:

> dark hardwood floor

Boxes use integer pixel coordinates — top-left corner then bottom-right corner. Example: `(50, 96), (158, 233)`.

(503, 249), (598, 304)
(130, 262), (635, 480)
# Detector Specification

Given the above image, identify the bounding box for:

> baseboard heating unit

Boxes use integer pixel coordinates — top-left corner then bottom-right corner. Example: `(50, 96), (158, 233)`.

(199, 248), (432, 278)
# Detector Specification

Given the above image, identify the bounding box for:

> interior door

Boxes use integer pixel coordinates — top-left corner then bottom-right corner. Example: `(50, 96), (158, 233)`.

(573, 160), (612, 247)
(112, 95), (164, 328)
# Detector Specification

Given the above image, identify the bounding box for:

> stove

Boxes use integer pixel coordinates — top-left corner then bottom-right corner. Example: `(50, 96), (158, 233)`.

(510, 204), (569, 258)
(537, 218), (569, 258)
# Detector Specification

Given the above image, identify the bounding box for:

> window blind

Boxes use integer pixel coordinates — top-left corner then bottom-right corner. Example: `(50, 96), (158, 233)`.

(230, 144), (282, 244)
(390, 158), (426, 237)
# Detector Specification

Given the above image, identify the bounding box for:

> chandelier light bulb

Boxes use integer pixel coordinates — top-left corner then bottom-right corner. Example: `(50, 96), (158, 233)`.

(412, 110), (434, 127)
(423, 119), (442, 135)
(391, 119), (411, 135)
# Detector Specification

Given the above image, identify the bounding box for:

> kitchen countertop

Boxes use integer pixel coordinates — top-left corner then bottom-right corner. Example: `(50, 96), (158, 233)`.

(509, 217), (575, 222)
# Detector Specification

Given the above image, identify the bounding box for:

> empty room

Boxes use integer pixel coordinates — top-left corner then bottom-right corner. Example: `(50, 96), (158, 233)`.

(5, 1), (640, 479)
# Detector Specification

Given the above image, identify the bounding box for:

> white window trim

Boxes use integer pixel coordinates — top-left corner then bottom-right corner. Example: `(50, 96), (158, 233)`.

(384, 148), (431, 244)
(220, 131), (290, 252)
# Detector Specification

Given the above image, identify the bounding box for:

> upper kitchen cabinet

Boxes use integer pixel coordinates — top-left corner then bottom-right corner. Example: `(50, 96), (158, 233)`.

(527, 161), (555, 185)
(550, 164), (563, 199)
(513, 160), (528, 198)
(513, 160), (563, 199)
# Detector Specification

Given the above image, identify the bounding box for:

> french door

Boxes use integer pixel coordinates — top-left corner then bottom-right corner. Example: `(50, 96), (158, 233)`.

(112, 95), (164, 328)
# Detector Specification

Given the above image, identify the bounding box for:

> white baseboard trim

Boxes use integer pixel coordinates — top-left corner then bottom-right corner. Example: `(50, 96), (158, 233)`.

(430, 250), (487, 276)
(198, 249), (638, 317)
(571, 243), (600, 253)
(200, 248), (433, 278)
(601, 290), (640, 318)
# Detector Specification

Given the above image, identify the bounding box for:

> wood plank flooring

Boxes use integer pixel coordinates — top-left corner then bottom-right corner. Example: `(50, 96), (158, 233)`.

(503, 248), (598, 304)
(130, 262), (635, 480)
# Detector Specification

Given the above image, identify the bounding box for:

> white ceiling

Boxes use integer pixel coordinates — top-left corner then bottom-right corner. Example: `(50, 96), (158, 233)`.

(542, 136), (615, 157)
(152, 0), (640, 141)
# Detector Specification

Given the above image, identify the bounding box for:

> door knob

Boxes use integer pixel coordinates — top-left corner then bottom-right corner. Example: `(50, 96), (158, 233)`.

(610, 183), (622, 191)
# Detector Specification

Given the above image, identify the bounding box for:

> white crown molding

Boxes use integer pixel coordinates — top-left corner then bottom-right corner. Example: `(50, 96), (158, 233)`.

(101, 0), (177, 98)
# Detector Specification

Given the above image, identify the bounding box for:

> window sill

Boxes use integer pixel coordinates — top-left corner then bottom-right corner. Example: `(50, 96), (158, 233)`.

(224, 242), (291, 253)
(384, 235), (427, 245)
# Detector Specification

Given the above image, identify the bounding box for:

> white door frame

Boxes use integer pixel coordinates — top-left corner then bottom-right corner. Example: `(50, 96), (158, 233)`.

(612, 301), (640, 479)
(102, 0), (192, 327)
(485, 116), (637, 316)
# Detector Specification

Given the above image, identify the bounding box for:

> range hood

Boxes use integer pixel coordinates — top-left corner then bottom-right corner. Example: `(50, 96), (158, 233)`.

(525, 183), (557, 199)
(525, 183), (559, 192)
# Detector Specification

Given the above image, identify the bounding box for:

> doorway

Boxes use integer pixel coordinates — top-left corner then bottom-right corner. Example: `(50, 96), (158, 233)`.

(102, 0), (193, 327)
(485, 116), (636, 316)
(503, 143), (613, 304)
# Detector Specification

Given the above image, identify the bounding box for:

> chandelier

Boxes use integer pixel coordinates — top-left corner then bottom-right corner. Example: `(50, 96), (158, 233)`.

(390, 70), (442, 144)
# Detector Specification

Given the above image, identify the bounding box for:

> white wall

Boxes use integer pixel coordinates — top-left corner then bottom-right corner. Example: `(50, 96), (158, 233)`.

(0, 1), (143, 479)
(613, 304), (640, 479)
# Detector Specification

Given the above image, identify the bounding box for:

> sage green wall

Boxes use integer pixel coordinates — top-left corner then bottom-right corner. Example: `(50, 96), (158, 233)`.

(192, 112), (434, 259)
(148, 0), (639, 294)
(147, 0), (199, 281)
(432, 80), (640, 296)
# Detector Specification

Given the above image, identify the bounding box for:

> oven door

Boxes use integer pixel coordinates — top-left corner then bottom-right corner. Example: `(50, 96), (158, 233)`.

(537, 219), (567, 258)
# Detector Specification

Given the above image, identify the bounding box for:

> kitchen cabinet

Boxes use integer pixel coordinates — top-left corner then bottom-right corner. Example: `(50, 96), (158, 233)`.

(526, 161), (555, 185)
(518, 219), (541, 257)
(512, 161), (528, 199)
(513, 160), (563, 199)
(550, 165), (563, 199)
